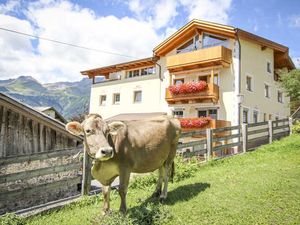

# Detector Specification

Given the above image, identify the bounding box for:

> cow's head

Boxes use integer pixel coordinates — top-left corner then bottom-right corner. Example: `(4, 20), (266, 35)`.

(66, 114), (125, 161)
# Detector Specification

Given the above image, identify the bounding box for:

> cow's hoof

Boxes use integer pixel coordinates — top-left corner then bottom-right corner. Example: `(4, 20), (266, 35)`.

(151, 190), (161, 198)
(159, 197), (166, 203)
(102, 209), (111, 216)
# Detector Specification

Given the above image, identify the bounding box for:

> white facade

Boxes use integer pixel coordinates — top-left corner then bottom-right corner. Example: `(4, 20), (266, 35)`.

(87, 20), (292, 124)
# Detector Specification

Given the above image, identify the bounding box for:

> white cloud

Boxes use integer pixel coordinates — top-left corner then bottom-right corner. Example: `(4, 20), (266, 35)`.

(292, 57), (300, 68)
(179, 0), (232, 24)
(0, 0), (163, 83)
(289, 15), (300, 28)
(0, 0), (234, 83)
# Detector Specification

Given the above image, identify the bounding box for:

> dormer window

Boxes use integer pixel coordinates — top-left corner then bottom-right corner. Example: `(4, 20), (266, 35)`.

(176, 35), (199, 54)
(202, 33), (228, 49)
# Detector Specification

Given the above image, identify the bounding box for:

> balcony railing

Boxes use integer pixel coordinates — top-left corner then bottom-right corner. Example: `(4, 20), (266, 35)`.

(165, 83), (219, 104)
(166, 45), (232, 72)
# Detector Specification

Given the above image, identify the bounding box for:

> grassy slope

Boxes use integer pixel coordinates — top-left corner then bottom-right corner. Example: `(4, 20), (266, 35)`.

(26, 135), (300, 225)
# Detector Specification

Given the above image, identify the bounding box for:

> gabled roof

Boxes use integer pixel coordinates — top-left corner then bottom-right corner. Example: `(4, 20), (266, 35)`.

(153, 19), (236, 56)
(34, 106), (67, 123)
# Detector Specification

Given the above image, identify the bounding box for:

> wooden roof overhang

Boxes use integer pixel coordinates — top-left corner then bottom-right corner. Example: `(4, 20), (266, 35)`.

(236, 29), (295, 70)
(153, 19), (236, 57)
(81, 57), (158, 79)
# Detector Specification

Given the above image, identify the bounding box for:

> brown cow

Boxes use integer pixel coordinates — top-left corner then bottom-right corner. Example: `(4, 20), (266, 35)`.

(66, 114), (181, 214)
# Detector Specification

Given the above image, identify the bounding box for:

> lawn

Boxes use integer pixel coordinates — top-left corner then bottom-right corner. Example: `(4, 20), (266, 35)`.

(4, 135), (300, 225)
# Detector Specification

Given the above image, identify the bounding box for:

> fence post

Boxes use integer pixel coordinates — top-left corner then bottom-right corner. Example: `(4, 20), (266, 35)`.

(241, 123), (248, 153)
(206, 129), (212, 161)
(82, 144), (92, 195)
(289, 117), (293, 135)
(268, 120), (273, 144)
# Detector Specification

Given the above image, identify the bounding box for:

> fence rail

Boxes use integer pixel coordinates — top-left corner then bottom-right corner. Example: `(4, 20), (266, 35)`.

(178, 118), (291, 159)
(0, 147), (82, 214)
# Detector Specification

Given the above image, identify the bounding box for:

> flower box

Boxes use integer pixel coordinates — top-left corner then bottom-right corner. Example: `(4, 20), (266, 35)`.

(169, 81), (207, 95)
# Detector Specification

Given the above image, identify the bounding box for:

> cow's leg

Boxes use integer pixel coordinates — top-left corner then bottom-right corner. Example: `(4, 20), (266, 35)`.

(152, 166), (164, 198)
(118, 168), (130, 214)
(102, 185), (111, 215)
(160, 163), (170, 201)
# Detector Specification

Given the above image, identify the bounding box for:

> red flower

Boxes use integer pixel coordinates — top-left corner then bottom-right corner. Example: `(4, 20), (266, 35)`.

(180, 117), (211, 128)
(169, 81), (207, 95)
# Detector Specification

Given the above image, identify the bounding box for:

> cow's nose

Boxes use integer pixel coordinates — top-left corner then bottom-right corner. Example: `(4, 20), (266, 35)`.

(96, 147), (114, 160)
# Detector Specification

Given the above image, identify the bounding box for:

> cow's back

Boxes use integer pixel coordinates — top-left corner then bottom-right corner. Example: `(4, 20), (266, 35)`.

(118, 116), (180, 173)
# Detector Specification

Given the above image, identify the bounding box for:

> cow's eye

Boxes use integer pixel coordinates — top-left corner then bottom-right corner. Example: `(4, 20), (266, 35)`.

(86, 129), (92, 134)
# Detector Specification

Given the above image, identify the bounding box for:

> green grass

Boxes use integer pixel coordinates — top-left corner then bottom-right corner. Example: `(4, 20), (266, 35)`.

(4, 135), (300, 225)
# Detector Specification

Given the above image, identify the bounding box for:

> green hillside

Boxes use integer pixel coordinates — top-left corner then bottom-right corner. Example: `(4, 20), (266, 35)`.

(19, 134), (300, 225)
(0, 76), (92, 120)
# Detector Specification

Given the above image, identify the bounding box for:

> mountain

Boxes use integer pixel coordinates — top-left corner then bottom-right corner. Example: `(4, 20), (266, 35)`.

(0, 76), (92, 120)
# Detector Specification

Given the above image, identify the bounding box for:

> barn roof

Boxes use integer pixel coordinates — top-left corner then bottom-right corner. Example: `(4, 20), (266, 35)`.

(0, 93), (82, 142)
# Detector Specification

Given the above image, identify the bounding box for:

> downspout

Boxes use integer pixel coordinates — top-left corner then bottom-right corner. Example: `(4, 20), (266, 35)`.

(235, 29), (242, 126)
(152, 55), (163, 111)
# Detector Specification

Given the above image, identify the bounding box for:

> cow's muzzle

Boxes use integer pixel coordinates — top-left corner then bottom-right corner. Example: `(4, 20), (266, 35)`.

(95, 147), (114, 161)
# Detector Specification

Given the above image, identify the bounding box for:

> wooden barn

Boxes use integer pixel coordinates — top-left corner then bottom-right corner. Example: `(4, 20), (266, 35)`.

(0, 93), (83, 214)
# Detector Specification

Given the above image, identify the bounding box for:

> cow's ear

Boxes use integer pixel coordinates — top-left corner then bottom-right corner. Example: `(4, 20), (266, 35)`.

(108, 121), (125, 136)
(66, 122), (83, 136)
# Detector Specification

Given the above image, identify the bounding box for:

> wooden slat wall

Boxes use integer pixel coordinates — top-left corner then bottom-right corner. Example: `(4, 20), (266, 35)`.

(0, 96), (83, 214)
(0, 104), (79, 157)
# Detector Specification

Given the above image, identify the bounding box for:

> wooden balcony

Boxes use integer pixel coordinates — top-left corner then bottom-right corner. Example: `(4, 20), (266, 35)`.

(165, 83), (219, 104)
(166, 46), (232, 72)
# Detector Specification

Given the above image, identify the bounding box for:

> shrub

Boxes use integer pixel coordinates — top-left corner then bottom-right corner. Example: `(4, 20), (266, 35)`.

(292, 120), (300, 134)
(0, 213), (25, 225)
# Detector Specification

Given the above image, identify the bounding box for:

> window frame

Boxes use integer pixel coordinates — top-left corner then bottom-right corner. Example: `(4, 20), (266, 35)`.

(133, 90), (142, 103)
(172, 110), (184, 118)
(277, 90), (283, 103)
(267, 60), (272, 74)
(246, 74), (253, 92)
(242, 107), (250, 124)
(113, 93), (120, 105)
(253, 109), (259, 123)
(99, 95), (107, 106)
(264, 83), (271, 98)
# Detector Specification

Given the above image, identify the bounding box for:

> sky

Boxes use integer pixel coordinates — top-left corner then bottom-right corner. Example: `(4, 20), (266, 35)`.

(0, 0), (299, 83)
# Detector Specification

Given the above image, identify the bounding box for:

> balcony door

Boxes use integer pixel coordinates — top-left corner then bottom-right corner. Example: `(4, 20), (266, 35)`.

(198, 109), (218, 119)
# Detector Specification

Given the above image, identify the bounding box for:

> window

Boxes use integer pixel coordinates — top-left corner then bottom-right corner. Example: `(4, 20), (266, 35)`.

(134, 91), (142, 103)
(246, 76), (252, 91)
(113, 93), (120, 104)
(174, 78), (184, 85)
(267, 61), (272, 73)
(208, 109), (218, 120)
(269, 114), (272, 120)
(198, 110), (207, 117)
(147, 67), (155, 75)
(264, 84), (270, 98)
(173, 110), (183, 118)
(198, 76), (208, 82)
(141, 67), (155, 76)
(177, 35), (199, 53)
(127, 67), (155, 78)
(99, 95), (106, 106)
(277, 91), (283, 103)
(202, 33), (228, 49)
(263, 113), (267, 122)
(253, 110), (258, 123)
(243, 108), (249, 124)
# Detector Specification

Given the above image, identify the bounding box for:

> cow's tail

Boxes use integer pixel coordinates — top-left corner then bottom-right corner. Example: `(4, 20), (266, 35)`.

(170, 161), (175, 183)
